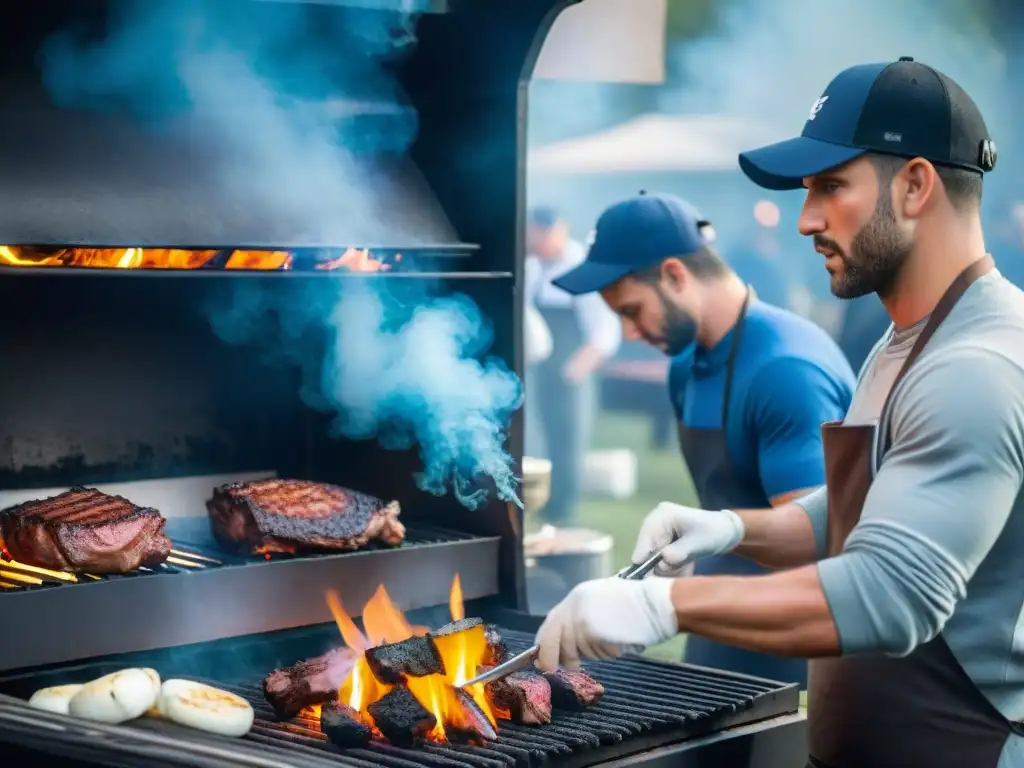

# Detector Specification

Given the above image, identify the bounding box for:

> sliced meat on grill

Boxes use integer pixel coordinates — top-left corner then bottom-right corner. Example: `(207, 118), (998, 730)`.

(206, 478), (405, 557)
(365, 636), (445, 685)
(367, 685), (436, 746)
(262, 647), (359, 719)
(544, 667), (604, 709)
(0, 487), (171, 574)
(320, 701), (373, 747)
(428, 617), (482, 638)
(447, 687), (498, 744)
(481, 666), (552, 725)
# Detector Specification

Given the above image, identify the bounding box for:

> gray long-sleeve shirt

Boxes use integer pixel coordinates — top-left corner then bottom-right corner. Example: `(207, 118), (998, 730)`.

(795, 271), (1024, 759)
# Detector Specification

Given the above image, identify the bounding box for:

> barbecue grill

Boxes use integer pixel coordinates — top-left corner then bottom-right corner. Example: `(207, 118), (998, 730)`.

(0, 1), (806, 766)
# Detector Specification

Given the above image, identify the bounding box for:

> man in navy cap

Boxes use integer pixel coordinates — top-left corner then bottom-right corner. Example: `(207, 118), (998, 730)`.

(534, 58), (1024, 768)
(547, 190), (855, 686)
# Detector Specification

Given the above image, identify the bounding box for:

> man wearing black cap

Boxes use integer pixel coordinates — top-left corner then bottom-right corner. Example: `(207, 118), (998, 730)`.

(547, 191), (854, 686)
(533, 58), (1024, 768)
(525, 207), (621, 527)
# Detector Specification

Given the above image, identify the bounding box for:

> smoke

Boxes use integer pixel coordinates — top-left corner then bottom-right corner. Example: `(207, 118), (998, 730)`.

(36, 0), (423, 242)
(661, 0), (1009, 148)
(36, 0), (522, 508)
(209, 278), (523, 510)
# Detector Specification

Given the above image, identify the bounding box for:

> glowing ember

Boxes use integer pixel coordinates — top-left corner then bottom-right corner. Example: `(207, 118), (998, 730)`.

(325, 577), (497, 743)
(0, 246), (394, 272)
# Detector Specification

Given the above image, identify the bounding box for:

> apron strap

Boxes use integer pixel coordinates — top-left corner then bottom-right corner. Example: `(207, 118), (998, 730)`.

(872, 255), (995, 472)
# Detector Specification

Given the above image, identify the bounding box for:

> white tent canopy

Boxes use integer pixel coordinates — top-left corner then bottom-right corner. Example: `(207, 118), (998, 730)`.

(528, 114), (790, 175)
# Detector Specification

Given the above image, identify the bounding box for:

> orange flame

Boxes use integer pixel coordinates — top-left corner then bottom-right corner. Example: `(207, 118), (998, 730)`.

(327, 577), (496, 742)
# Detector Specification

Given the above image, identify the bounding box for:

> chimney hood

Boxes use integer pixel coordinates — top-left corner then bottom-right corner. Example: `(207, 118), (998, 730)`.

(0, 0), (464, 249)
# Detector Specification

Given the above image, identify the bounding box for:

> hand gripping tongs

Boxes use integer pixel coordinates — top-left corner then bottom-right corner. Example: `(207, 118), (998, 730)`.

(459, 549), (665, 689)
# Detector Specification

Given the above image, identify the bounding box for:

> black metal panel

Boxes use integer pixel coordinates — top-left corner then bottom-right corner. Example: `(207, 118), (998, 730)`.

(0, 626), (804, 768)
(0, 530), (500, 672)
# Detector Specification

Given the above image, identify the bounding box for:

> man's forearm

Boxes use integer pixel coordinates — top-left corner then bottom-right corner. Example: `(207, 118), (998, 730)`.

(669, 565), (840, 657)
(732, 503), (820, 569)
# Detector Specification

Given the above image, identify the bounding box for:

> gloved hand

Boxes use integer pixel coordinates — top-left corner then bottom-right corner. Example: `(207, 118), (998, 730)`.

(632, 502), (745, 577)
(534, 577), (678, 672)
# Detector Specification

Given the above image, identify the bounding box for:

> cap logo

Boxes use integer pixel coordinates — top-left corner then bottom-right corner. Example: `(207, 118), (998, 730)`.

(808, 95), (829, 121)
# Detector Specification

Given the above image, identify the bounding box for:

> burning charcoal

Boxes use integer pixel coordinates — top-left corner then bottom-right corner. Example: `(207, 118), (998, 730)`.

(263, 647), (358, 719)
(483, 624), (509, 665)
(367, 685), (436, 746)
(320, 701), (373, 748)
(481, 666), (552, 725)
(428, 617), (483, 638)
(447, 687), (498, 745)
(365, 636), (445, 685)
(544, 668), (605, 709)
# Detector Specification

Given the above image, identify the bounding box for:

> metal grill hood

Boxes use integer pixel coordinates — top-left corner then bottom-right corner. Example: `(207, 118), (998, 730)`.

(0, 0), (462, 249)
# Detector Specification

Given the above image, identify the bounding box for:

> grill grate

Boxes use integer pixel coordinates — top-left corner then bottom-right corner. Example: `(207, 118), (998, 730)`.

(204, 630), (797, 768)
(0, 525), (478, 593)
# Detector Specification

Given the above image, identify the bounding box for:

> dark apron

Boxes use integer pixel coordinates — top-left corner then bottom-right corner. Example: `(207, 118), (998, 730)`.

(808, 255), (1023, 768)
(678, 290), (808, 686)
(530, 303), (593, 527)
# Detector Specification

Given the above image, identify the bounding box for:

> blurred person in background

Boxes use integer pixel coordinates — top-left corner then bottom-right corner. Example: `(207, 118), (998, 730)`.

(534, 57), (1024, 768)
(524, 206), (622, 527)
(549, 192), (855, 686)
(725, 200), (797, 310)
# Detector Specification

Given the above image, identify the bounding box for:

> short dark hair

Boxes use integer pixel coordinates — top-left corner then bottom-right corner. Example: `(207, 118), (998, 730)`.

(866, 153), (982, 211)
(632, 245), (731, 284)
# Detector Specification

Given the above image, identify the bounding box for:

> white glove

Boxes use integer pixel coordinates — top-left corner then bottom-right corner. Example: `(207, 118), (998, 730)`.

(631, 501), (744, 577)
(534, 577), (678, 673)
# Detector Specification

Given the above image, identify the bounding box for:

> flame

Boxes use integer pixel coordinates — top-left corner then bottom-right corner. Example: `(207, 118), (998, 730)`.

(329, 576), (496, 743)
(0, 246), (392, 272)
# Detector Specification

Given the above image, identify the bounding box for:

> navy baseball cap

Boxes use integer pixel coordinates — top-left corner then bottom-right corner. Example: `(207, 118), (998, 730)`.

(739, 57), (997, 191)
(552, 193), (713, 296)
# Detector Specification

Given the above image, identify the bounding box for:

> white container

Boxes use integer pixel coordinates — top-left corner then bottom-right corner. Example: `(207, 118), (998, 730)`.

(582, 449), (638, 499)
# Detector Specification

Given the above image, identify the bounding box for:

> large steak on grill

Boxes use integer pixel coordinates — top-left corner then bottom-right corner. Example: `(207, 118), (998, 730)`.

(206, 478), (405, 557)
(0, 486), (171, 574)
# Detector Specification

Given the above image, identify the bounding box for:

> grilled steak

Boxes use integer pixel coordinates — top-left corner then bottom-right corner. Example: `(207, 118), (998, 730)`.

(0, 486), (171, 574)
(447, 687), (497, 745)
(365, 636), (445, 684)
(545, 668), (604, 709)
(320, 701), (373, 747)
(429, 617), (482, 638)
(482, 667), (552, 725)
(367, 685), (436, 746)
(263, 647), (359, 719)
(206, 478), (405, 557)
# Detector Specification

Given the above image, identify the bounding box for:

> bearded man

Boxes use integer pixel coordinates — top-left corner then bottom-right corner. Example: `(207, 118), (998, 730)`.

(548, 191), (855, 685)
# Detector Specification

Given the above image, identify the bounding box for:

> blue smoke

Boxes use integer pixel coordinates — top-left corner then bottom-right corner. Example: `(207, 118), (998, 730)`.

(208, 278), (523, 510)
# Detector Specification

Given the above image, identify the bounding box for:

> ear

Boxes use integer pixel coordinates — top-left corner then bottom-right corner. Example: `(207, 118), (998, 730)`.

(660, 258), (689, 290)
(899, 158), (939, 218)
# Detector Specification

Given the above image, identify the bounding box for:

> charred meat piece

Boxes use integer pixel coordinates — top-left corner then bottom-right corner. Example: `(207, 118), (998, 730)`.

(367, 685), (436, 746)
(365, 636), (445, 685)
(544, 668), (605, 709)
(447, 687), (497, 745)
(0, 487), (171, 574)
(207, 478), (406, 556)
(263, 647), (359, 719)
(483, 624), (509, 665)
(320, 701), (373, 747)
(482, 667), (552, 725)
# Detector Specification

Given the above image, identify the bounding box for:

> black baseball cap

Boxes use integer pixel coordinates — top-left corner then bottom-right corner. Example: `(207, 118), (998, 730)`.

(739, 57), (997, 191)
(552, 193), (713, 296)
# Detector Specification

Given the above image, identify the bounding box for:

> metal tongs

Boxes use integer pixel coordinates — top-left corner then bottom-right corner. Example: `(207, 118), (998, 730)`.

(460, 549), (665, 688)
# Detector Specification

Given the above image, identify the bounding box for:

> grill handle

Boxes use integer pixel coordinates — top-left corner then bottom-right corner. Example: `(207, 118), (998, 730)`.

(460, 550), (664, 689)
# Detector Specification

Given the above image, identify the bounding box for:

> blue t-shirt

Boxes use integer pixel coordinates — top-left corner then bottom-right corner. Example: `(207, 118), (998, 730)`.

(668, 300), (856, 500)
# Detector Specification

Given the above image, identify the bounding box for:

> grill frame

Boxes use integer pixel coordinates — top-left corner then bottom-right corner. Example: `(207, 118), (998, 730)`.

(0, 628), (803, 768)
(0, 525), (500, 672)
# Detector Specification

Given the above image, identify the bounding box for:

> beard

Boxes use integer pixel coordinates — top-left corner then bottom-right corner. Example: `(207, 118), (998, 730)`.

(650, 287), (699, 357)
(816, 193), (913, 300)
